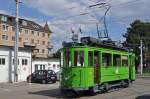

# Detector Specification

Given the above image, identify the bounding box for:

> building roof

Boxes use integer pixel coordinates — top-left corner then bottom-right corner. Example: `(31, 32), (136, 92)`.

(44, 21), (52, 33)
(0, 13), (52, 33)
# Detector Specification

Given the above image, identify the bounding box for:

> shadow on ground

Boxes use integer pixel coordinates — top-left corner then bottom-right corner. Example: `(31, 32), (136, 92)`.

(28, 88), (95, 99)
(28, 88), (64, 99)
(28, 87), (125, 99)
(135, 94), (150, 99)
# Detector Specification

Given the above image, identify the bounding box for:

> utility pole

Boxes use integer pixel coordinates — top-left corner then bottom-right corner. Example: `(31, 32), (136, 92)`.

(140, 39), (143, 75)
(14, 0), (19, 82)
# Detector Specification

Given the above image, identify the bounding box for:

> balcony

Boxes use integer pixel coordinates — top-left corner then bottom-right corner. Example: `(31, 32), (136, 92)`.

(47, 45), (53, 49)
(24, 42), (36, 47)
(32, 53), (48, 58)
(47, 53), (53, 58)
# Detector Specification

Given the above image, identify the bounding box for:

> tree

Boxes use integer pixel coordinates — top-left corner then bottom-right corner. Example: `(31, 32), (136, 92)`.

(123, 20), (150, 71)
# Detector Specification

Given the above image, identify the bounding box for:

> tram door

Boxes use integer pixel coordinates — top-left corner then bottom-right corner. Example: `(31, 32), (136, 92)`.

(129, 55), (135, 80)
(94, 51), (100, 84)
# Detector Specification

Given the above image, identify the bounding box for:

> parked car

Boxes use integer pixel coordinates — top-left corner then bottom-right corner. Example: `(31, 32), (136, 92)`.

(27, 70), (57, 84)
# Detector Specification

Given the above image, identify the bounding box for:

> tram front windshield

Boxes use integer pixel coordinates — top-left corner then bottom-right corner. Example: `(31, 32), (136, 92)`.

(74, 51), (84, 67)
(61, 50), (84, 67)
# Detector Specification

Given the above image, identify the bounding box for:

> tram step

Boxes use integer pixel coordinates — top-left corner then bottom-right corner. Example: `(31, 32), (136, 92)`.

(108, 82), (121, 88)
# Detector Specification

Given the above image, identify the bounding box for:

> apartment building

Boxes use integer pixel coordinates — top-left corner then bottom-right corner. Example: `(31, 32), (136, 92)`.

(0, 13), (56, 83)
(0, 14), (52, 58)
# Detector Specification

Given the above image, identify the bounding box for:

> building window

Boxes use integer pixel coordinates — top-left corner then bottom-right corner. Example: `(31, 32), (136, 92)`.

(31, 31), (34, 35)
(12, 26), (15, 32)
(40, 65), (42, 70)
(37, 49), (39, 53)
(0, 58), (5, 65)
(42, 41), (45, 45)
(57, 64), (60, 68)
(13, 59), (19, 65)
(22, 59), (28, 65)
(2, 35), (8, 40)
(37, 32), (40, 36)
(43, 65), (45, 70)
(25, 29), (28, 34)
(2, 24), (9, 31)
(42, 49), (45, 53)
(37, 40), (40, 44)
(1, 16), (7, 22)
(25, 38), (28, 41)
(19, 28), (22, 33)
(19, 37), (22, 42)
(42, 33), (45, 37)
(53, 64), (56, 69)
(31, 39), (34, 43)
(35, 64), (38, 71)
(12, 36), (15, 41)
(48, 34), (50, 38)
(22, 20), (27, 26)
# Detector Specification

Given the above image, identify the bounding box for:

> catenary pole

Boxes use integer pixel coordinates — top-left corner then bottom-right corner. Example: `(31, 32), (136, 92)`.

(140, 39), (143, 75)
(14, 0), (19, 82)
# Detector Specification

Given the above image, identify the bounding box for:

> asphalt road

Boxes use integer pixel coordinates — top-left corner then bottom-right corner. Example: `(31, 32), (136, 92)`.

(0, 77), (150, 99)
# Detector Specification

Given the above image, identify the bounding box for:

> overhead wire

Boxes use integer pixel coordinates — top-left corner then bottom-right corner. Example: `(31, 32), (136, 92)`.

(49, 0), (147, 25)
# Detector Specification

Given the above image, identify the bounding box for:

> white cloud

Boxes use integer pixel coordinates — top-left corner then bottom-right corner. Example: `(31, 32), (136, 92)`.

(0, 10), (11, 15)
(22, 0), (150, 51)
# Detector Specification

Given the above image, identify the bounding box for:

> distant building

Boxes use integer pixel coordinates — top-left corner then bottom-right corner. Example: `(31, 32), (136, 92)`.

(32, 58), (60, 73)
(0, 13), (57, 83)
(0, 46), (32, 82)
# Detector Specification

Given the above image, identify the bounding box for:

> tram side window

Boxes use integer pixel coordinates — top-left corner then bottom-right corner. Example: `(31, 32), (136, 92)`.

(113, 54), (121, 66)
(64, 50), (71, 67)
(74, 51), (84, 67)
(88, 51), (93, 67)
(94, 51), (100, 66)
(102, 53), (112, 67)
(122, 55), (128, 66)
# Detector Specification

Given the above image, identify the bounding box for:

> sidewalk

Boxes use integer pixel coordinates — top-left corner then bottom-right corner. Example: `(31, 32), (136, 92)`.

(136, 74), (150, 78)
(0, 82), (30, 89)
(0, 81), (59, 90)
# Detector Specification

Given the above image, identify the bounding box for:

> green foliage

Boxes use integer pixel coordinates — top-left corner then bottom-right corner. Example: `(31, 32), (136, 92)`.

(123, 20), (150, 67)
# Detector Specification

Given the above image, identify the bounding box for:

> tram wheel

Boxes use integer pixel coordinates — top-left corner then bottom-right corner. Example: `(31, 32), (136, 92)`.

(87, 87), (97, 96)
(103, 83), (109, 92)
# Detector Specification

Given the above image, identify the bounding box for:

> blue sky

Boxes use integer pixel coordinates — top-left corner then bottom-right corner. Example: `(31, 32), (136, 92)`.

(0, 0), (149, 51)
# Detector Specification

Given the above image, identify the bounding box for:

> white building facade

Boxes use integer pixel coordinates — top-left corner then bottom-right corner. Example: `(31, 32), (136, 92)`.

(0, 47), (32, 83)
(32, 58), (60, 73)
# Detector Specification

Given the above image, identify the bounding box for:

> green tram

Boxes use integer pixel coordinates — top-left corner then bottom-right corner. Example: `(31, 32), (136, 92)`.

(60, 37), (135, 94)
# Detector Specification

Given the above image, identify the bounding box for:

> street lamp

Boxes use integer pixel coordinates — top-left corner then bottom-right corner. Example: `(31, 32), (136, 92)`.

(140, 39), (143, 75)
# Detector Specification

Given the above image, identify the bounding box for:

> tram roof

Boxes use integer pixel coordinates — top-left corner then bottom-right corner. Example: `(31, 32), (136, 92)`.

(62, 42), (134, 54)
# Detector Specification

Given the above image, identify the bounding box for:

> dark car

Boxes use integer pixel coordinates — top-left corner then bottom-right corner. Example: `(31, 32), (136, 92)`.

(27, 70), (57, 84)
